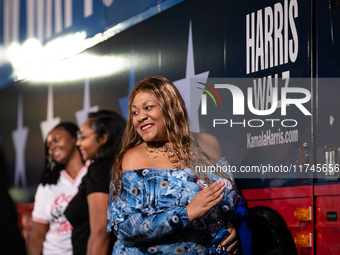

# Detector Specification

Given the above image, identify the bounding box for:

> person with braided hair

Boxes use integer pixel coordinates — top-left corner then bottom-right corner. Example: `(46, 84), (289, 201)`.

(29, 122), (88, 255)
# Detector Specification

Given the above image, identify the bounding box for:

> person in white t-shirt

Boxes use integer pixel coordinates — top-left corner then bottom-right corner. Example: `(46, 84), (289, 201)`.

(29, 122), (88, 255)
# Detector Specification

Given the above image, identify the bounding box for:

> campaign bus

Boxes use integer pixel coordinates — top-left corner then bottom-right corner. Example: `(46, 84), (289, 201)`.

(0, 0), (339, 254)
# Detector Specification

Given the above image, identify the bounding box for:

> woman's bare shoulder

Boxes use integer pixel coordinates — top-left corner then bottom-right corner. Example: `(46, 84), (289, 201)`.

(196, 133), (224, 162)
(121, 143), (146, 171)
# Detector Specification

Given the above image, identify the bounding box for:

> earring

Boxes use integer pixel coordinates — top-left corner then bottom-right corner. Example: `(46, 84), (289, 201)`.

(47, 155), (56, 170)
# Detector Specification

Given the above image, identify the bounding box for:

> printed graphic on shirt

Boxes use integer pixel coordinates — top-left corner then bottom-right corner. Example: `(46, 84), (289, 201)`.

(51, 193), (73, 234)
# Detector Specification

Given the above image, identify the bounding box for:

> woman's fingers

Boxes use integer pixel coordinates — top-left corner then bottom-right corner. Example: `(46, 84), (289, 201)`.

(205, 181), (225, 202)
(211, 188), (224, 203)
(222, 223), (239, 254)
(221, 225), (236, 247)
(187, 180), (226, 221)
(206, 180), (223, 193)
(221, 232), (236, 247)
(227, 240), (239, 255)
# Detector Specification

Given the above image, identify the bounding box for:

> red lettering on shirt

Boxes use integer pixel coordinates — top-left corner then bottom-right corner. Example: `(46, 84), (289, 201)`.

(57, 220), (73, 234)
(53, 193), (72, 206)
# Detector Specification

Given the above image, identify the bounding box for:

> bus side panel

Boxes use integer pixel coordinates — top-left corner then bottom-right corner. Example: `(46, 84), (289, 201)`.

(316, 0), (340, 253)
(315, 184), (340, 254)
(244, 186), (314, 255)
(221, 0), (313, 252)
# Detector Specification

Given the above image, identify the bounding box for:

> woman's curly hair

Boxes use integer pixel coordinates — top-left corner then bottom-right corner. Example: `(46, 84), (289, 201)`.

(110, 76), (236, 198)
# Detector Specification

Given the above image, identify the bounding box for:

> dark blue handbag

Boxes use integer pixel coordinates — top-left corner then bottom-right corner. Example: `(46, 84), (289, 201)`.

(207, 226), (230, 255)
(208, 198), (252, 255)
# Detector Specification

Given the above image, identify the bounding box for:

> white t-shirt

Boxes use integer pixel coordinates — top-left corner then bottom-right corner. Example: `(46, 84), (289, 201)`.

(32, 166), (88, 255)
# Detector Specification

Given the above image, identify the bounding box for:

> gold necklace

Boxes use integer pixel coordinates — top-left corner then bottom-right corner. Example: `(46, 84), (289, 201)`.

(145, 143), (185, 169)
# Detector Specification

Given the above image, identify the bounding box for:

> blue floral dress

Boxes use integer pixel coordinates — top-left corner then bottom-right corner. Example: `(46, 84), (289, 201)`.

(107, 157), (238, 255)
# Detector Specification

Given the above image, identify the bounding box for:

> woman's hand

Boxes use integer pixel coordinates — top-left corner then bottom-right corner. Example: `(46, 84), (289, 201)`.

(186, 180), (225, 221)
(221, 223), (239, 254)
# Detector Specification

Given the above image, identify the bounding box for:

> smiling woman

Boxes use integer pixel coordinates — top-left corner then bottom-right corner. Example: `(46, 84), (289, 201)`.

(64, 110), (126, 255)
(132, 91), (168, 142)
(107, 77), (251, 255)
(29, 122), (88, 255)
(76, 121), (105, 161)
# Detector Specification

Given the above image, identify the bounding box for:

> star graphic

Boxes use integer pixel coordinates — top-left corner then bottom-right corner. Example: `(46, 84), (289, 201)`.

(40, 85), (61, 141)
(173, 21), (209, 133)
(76, 79), (99, 126)
(119, 48), (135, 120)
(11, 95), (29, 187)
